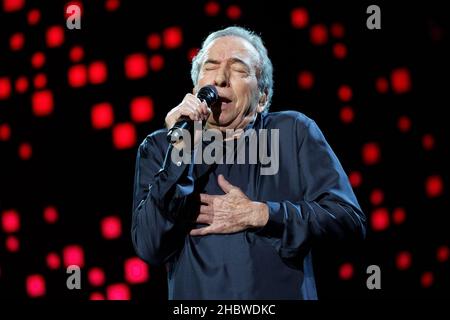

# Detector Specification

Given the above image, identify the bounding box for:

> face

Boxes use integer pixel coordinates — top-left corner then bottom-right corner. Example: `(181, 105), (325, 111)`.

(195, 36), (266, 131)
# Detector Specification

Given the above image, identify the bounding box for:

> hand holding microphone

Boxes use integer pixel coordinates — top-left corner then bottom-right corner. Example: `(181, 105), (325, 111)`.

(165, 85), (218, 146)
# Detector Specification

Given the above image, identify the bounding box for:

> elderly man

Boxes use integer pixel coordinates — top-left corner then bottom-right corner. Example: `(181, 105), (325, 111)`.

(132, 26), (366, 299)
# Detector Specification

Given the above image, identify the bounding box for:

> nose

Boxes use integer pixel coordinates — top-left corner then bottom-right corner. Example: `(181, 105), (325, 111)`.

(214, 65), (229, 87)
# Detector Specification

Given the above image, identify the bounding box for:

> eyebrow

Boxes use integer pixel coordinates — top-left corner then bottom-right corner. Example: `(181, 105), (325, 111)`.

(204, 58), (251, 70)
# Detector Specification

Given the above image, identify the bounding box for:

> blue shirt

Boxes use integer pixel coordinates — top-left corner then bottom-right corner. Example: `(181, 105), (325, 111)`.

(132, 111), (366, 299)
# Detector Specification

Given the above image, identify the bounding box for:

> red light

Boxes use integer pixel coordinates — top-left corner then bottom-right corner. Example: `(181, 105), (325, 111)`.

(0, 123), (11, 141)
(291, 8), (309, 29)
(33, 73), (47, 89)
(2, 210), (20, 233)
(101, 216), (122, 240)
(31, 52), (46, 69)
(106, 283), (130, 300)
(370, 189), (384, 206)
(330, 23), (345, 38)
(46, 252), (61, 270)
(91, 103), (114, 129)
(397, 115), (411, 132)
(205, 1), (220, 16)
(436, 246), (449, 262)
(391, 68), (411, 94)
(3, 0), (24, 12)
(68, 64), (88, 87)
(6, 235), (20, 252)
(339, 263), (353, 280)
(43, 206), (59, 224)
(113, 123), (136, 150)
(348, 171), (362, 188)
(310, 24), (328, 45)
(18, 142), (32, 160)
(69, 46), (84, 62)
(340, 106), (354, 124)
(425, 175), (443, 198)
(88, 267), (106, 287)
(362, 142), (380, 165)
(338, 85), (352, 102)
(9, 32), (24, 51)
(46, 26), (65, 48)
(375, 77), (389, 94)
(15, 76), (28, 93)
(297, 71), (314, 90)
(333, 43), (347, 59)
(371, 208), (389, 231)
(88, 61), (108, 84)
(26, 274), (46, 298)
(422, 134), (435, 150)
(396, 251), (412, 270)
(130, 97), (154, 123)
(226, 5), (241, 20)
(149, 55), (164, 71)
(188, 48), (200, 61)
(125, 257), (149, 284)
(420, 272), (433, 288)
(32, 90), (54, 116)
(27, 9), (41, 25)
(392, 207), (406, 224)
(62, 245), (85, 268)
(125, 54), (148, 79)
(147, 33), (161, 50)
(163, 27), (183, 49)
(90, 292), (105, 300)
(105, 0), (120, 11)
(0, 77), (11, 100)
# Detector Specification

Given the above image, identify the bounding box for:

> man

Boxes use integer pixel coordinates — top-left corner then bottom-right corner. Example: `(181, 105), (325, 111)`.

(132, 26), (366, 299)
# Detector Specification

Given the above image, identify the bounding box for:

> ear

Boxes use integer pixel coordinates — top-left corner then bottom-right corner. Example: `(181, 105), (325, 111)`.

(256, 90), (268, 113)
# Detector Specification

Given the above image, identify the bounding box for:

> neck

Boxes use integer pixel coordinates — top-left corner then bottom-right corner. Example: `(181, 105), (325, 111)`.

(206, 112), (257, 137)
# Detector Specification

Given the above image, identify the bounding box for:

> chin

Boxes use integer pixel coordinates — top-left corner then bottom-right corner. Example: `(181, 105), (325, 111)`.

(208, 112), (231, 127)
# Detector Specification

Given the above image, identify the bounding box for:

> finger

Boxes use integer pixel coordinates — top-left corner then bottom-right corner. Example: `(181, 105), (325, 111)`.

(201, 101), (210, 114)
(179, 106), (199, 121)
(195, 213), (211, 224)
(199, 205), (213, 215)
(217, 174), (235, 194)
(190, 226), (209, 236)
(190, 225), (218, 236)
(200, 193), (214, 204)
(199, 101), (209, 119)
(194, 103), (206, 121)
(187, 112), (198, 121)
(186, 93), (200, 104)
(186, 102), (201, 121)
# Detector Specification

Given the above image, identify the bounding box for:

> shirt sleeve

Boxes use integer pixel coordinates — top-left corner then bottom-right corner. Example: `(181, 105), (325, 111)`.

(256, 118), (367, 268)
(131, 135), (195, 265)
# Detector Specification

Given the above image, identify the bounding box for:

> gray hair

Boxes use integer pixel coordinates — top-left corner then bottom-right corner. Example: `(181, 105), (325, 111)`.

(191, 26), (273, 112)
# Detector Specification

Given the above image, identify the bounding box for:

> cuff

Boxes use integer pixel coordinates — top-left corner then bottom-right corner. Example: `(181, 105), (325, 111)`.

(255, 201), (285, 238)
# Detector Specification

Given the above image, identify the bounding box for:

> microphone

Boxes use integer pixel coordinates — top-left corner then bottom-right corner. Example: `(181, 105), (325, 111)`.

(167, 85), (219, 143)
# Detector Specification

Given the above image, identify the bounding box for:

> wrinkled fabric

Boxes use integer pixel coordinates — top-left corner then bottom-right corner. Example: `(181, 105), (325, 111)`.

(132, 111), (366, 300)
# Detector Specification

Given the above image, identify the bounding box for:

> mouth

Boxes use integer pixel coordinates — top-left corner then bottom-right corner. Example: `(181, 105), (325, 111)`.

(213, 96), (233, 110)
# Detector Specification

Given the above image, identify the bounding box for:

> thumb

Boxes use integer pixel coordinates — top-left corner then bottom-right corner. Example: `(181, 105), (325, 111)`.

(217, 174), (234, 194)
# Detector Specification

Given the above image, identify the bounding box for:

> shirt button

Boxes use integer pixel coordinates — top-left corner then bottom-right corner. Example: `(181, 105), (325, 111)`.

(176, 161), (182, 167)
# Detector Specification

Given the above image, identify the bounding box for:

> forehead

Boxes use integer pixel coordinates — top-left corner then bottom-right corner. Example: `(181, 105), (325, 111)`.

(203, 36), (260, 65)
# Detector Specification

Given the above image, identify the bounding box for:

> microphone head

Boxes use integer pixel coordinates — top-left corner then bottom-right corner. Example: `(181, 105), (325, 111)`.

(197, 85), (219, 107)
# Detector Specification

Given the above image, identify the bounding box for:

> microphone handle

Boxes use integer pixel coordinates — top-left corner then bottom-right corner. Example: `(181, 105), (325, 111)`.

(167, 117), (195, 144)
(172, 118), (191, 130)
